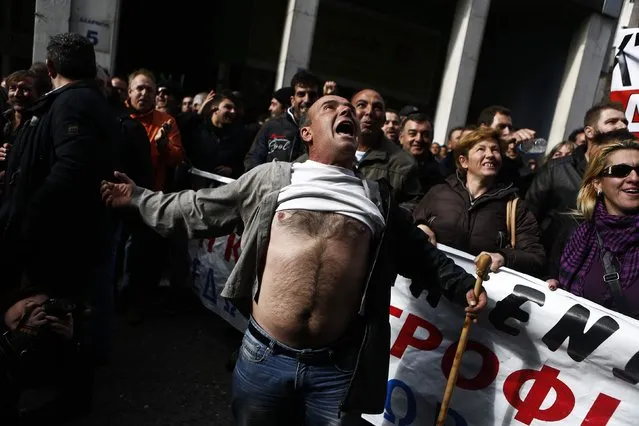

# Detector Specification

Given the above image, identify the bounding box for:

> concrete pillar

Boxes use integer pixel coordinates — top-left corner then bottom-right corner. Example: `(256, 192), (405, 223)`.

(629, 0), (639, 27)
(433, 0), (491, 144)
(33, 0), (72, 63)
(547, 13), (616, 148)
(275, 0), (319, 89)
(33, 0), (120, 73)
(69, 0), (121, 72)
(1, 0), (13, 77)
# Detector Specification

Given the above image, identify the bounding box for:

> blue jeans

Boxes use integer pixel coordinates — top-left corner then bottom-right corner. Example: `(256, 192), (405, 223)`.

(232, 318), (362, 426)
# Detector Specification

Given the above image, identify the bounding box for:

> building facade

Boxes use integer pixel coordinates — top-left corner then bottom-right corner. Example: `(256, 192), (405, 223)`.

(0, 0), (36, 76)
(0, 0), (630, 146)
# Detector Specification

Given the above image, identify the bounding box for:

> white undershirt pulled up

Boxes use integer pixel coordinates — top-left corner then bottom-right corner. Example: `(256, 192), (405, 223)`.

(276, 160), (385, 234)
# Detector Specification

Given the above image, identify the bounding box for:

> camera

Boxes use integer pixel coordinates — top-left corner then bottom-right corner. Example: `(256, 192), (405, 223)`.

(42, 298), (76, 318)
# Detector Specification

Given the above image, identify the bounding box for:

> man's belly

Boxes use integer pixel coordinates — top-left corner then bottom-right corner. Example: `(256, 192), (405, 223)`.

(253, 210), (372, 348)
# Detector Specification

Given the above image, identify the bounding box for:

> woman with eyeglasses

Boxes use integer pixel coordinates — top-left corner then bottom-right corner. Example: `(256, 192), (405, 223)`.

(556, 138), (639, 318)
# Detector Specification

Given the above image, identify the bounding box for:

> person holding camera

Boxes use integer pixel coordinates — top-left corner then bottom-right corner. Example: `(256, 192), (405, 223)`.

(0, 293), (82, 423)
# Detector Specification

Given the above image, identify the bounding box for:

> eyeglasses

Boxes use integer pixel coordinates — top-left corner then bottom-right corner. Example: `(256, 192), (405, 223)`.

(599, 164), (639, 178)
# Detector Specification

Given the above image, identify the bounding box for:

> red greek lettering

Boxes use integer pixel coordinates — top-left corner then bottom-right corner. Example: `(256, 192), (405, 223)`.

(581, 393), (620, 426)
(441, 340), (499, 390)
(390, 313), (442, 358)
(207, 238), (216, 253)
(389, 305), (403, 318)
(503, 365), (575, 425)
(224, 234), (241, 262)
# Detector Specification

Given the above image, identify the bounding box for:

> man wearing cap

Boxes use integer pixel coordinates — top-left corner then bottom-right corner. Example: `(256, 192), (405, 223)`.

(269, 87), (292, 119)
(399, 104), (420, 122)
(245, 70), (321, 170)
(155, 81), (180, 117)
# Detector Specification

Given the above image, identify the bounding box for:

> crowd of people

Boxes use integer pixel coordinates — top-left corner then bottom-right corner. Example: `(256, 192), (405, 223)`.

(0, 31), (638, 425)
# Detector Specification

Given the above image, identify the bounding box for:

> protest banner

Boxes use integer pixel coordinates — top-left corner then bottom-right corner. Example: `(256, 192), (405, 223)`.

(611, 27), (639, 135)
(189, 234), (639, 425)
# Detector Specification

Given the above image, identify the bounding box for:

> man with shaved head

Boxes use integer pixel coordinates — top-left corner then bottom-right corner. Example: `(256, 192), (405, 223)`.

(101, 95), (486, 425)
(351, 89), (422, 211)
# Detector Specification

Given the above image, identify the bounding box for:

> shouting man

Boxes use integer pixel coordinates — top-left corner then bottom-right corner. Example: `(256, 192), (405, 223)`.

(101, 95), (487, 425)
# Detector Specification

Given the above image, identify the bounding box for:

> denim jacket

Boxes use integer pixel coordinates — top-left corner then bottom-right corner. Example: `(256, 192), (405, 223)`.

(131, 160), (475, 414)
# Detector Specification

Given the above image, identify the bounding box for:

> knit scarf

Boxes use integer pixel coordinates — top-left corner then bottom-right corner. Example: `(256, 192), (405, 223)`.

(559, 202), (639, 295)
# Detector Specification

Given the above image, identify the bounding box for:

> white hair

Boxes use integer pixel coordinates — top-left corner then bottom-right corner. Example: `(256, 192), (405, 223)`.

(192, 92), (208, 106)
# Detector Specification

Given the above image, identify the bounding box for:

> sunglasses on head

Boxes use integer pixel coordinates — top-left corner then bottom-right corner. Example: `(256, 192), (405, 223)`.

(599, 164), (639, 178)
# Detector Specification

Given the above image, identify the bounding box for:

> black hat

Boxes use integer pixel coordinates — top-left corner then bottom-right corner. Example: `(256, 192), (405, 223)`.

(157, 80), (179, 96)
(273, 87), (293, 107)
(399, 105), (420, 117)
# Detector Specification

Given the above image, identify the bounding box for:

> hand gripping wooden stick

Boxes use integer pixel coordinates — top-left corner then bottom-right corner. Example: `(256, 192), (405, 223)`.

(436, 253), (491, 426)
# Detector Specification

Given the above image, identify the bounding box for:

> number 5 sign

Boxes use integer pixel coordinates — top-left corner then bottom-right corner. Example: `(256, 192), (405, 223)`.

(73, 17), (112, 54)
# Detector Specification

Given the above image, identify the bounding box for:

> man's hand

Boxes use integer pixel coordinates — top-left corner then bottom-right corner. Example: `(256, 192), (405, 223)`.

(417, 224), (437, 245)
(4, 297), (48, 333)
(475, 251), (505, 273)
(465, 288), (488, 323)
(46, 313), (74, 340)
(101, 171), (136, 208)
(0, 143), (11, 161)
(547, 279), (559, 291)
(213, 165), (233, 177)
(198, 90), (216, 115)
(154, 120), (172, 151)
(323, 81), (337, 95)
(504, 128), (536, 144)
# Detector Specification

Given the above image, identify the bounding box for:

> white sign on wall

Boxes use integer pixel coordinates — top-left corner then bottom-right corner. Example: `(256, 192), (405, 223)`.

(73, 16), (112, 54)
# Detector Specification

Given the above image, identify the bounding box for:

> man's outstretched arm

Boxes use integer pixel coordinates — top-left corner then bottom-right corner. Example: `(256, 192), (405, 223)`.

(131, 185), (241, 239)
(101, 171), (242, 239)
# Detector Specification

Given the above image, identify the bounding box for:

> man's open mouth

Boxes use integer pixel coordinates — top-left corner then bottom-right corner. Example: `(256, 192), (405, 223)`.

(336, 120), (355, 137)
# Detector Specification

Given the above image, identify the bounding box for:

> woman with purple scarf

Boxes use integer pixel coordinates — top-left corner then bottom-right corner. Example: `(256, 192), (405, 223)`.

(557, 138), (639, 318)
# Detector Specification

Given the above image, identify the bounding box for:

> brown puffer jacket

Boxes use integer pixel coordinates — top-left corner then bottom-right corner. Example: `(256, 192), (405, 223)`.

(413, 173), (546, 277)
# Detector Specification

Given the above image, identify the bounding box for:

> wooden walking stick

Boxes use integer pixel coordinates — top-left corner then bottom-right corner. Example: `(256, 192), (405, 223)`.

(436, 253), (491, 426)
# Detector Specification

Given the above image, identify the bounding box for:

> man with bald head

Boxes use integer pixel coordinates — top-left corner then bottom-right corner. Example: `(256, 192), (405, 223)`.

(101, 95), (486, 425)
(351, 89), (422, 211)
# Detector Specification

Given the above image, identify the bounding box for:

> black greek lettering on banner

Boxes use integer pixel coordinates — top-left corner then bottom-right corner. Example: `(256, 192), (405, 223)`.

(541, 304), (619, 362)
(613, 350), (639, 385)
(488, 284), (546, 336)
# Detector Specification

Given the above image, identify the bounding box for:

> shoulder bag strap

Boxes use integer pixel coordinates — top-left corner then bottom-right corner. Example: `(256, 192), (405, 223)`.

(594, 229), (630, 315)
(506, 197), (519, 249)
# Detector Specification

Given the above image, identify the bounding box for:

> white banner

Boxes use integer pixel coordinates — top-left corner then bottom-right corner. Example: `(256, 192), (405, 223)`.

(611, 27), (639, 134)
(189, 236), (639, 426)
(188, 235), (247, 332)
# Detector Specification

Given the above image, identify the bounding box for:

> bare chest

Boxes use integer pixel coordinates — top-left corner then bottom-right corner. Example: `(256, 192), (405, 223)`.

(271, 210), (371, 240)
